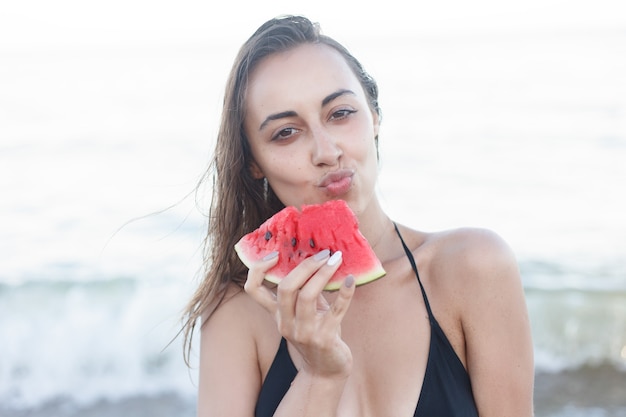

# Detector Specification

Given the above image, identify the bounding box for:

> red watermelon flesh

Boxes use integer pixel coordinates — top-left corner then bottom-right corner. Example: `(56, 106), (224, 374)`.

(234, 200), (386, 290)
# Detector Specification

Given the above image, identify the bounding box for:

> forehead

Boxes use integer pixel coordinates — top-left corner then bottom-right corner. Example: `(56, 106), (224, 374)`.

(245, 43), (362, 113)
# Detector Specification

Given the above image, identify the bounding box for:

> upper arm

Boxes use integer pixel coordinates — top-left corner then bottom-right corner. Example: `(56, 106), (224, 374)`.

(458, 229), (535, 416)
(197, 290), (263, 417)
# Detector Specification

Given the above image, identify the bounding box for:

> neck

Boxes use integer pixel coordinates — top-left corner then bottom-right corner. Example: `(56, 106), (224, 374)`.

(354, 197), (393, 258)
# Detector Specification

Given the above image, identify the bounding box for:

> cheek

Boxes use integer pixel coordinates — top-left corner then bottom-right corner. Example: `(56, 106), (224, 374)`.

(259, 150), (302, 182)
(348, 124), (378, 159)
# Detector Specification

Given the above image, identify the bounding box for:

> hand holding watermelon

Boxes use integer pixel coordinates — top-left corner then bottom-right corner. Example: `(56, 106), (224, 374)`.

(238, 200), (383, 379)
(244, 245), (357, 379)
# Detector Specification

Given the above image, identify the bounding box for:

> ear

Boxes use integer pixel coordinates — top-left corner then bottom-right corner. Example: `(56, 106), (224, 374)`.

(372, 110), (381, 138)
(250, 160), (264, 179)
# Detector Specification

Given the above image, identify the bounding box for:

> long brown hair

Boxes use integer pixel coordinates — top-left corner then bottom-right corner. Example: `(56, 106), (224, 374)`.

(182, 15), (381, 364)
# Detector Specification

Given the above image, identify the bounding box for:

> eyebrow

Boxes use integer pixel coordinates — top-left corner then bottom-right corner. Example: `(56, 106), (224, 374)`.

(322, 89), (355, 107)
(258, 89), (356, 131)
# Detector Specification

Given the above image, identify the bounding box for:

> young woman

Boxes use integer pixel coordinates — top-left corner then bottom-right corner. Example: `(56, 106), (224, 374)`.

(183, 15), (534, 417)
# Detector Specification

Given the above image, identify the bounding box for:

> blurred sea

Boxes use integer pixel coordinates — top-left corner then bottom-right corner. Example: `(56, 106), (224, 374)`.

(1, 11), (625, 417)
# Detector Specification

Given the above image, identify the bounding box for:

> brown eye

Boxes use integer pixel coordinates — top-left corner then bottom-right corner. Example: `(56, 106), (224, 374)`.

(330, 109), (357, 121)
(272, 127), (299, 141)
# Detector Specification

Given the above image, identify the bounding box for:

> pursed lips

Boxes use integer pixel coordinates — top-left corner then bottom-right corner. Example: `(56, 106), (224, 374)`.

(316, 169), (355, 192)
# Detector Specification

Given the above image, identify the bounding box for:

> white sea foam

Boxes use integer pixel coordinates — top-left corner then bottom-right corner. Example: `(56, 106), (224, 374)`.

(0, 278), (199, 408)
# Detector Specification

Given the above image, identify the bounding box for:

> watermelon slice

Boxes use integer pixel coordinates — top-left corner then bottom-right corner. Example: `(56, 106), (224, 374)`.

(234, 200), (386, 290)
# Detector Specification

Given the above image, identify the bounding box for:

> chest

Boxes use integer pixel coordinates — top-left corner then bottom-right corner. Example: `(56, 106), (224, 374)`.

(299, 276), (433, 416)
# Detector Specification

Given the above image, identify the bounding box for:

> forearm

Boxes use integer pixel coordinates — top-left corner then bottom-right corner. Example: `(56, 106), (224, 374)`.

(274, 370), (348, 417)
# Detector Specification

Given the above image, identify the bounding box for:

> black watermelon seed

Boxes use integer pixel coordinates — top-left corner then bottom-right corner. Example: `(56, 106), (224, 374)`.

(264, 231), (272, 241)
(291, 237), (297, 247)
(309, 238), (315, 248)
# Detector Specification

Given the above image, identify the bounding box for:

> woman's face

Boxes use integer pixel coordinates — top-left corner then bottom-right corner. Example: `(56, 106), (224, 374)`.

(243, 43), (380, 215)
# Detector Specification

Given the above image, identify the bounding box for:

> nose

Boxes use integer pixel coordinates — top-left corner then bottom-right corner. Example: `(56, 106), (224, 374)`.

(311, 127), (342, 166)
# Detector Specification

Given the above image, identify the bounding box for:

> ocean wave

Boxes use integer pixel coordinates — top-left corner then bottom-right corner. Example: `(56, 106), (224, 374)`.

(0, 278), (197, 409)
(1, 275), (625, 408)
(520, 258), (626, 292)
(526, 286), (626, 372)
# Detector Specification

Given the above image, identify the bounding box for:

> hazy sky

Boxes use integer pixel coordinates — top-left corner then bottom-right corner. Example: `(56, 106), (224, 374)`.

(1, 0), (624, 50)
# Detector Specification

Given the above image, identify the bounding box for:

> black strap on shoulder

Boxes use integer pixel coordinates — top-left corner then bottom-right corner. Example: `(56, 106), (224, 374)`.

(393, 222), (434, 321)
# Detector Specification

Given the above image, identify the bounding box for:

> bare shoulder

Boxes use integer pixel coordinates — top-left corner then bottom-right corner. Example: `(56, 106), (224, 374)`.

(407, 226), (534, 415)
(423, 228), (534, 415)
(199, 282), (266, 366)
(426, 227), (516, 262)
(415, 227), (525, 331)
(198, 283), (277, 416)
(201, 282), (278, 354)
(421, 227), (520, 289)
(202, 282), (269, 330)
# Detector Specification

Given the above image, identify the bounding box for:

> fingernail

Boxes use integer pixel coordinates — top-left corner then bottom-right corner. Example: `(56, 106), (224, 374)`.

(344, 275), (354, 288)
(313, 249), (330, 261)
(262, 251), (279, 261)
(327, 251), (342, 266)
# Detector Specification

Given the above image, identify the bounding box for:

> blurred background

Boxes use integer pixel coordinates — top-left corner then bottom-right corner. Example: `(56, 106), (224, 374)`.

(1, 0), (625, 416)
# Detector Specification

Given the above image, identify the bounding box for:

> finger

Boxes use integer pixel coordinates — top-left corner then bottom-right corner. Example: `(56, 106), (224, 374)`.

(277, 249), (331, 292)
(296, 251), (343, 318)
(276, 249), (331, 326)
(244, 251), (280, 314)
(329, 274), (356, 321)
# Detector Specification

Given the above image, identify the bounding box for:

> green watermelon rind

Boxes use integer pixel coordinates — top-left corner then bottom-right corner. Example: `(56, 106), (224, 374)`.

(234, 242), (386, 291)
(265, 259), (385, 291)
